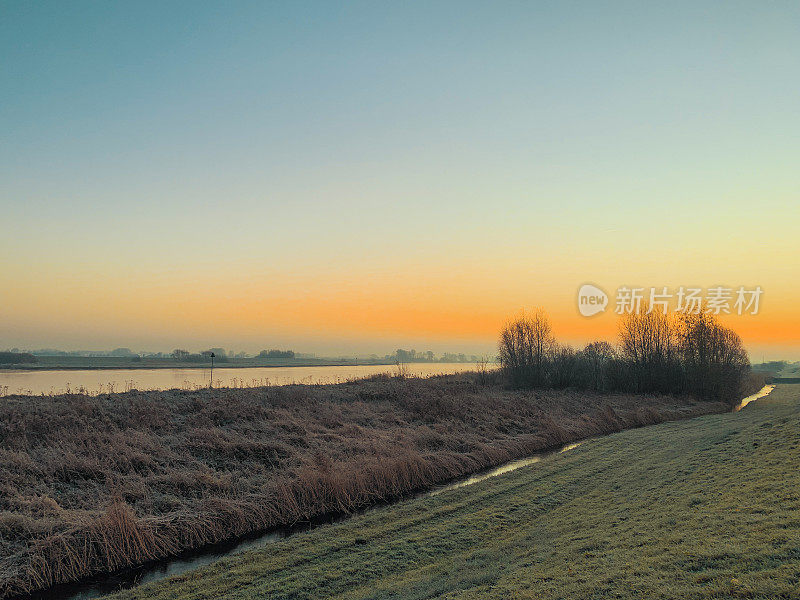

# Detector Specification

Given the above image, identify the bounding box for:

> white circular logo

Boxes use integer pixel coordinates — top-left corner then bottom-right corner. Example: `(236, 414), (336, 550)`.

(577, 284), (608, 317)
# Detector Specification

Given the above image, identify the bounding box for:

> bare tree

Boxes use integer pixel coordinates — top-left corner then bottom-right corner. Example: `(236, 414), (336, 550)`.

(549, 343), (577, 389)
(677, 311), (749, 403)
(498, 308), (555, 388)
(618, 309), (679, 393)
(578, 341), (616, 391)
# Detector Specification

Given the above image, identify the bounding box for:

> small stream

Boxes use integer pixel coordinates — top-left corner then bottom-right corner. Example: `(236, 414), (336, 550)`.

(735, 384), (775, 411)
(25, 441), (586, 600)
(21, 385), (776, 600)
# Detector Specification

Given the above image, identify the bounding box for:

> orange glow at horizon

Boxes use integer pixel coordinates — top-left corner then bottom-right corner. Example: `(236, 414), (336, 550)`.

(4, 256), (799, 358)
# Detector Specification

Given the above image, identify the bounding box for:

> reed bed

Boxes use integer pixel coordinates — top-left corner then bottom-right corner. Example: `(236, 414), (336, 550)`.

(0, 372), (725, 597)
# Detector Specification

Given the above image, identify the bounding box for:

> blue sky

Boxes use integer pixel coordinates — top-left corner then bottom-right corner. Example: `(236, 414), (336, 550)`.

(1, 2), (799, 356)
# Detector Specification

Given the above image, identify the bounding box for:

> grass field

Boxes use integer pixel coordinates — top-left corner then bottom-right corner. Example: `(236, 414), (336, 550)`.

(108, 384), (800, 600)
(0, 374), (724, 597)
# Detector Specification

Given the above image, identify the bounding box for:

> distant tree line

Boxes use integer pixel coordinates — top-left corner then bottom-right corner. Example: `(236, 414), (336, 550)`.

(499, 308), (751, 405)
(388, 349), (482, 363)
(171, 348), (230, 362)
(0, 352), (37, 365)
(168, 348), (296, 361)
(752, 360), (799, 374)
(257, 349), (295, 359)
(26, 348), (139, 357)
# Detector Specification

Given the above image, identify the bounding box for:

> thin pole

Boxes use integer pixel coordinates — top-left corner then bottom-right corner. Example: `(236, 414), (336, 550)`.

(210, 352), (215, 388)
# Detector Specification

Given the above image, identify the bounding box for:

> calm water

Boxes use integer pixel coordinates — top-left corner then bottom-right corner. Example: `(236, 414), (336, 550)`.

(734, 384), (775, 411)
(0, 363), (486, 397)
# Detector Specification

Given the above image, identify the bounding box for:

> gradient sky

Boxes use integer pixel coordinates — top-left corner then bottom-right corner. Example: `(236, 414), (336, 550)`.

(1, 1), (799, 358)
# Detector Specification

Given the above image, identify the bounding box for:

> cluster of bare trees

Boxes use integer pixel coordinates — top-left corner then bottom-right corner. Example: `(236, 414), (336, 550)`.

(498, 309), (555, 388)
(676, 312), (750, 402)
(499, 308), (751, 404)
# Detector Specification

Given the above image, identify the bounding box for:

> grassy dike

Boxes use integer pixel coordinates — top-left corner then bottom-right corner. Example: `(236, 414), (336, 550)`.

(108, 384), (800, 600)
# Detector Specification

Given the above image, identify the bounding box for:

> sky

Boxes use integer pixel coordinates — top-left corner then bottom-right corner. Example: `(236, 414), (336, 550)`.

(1, 1), (799, 359)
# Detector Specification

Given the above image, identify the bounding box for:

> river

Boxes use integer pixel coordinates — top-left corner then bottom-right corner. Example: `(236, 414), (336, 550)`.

(0, 363), (486, 397)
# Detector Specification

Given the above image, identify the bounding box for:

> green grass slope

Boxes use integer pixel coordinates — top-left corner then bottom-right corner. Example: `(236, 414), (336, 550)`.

(110, 385), (800, 600)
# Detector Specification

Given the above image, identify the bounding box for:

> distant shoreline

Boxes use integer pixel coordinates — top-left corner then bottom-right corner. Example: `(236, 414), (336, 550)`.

(0, 360), (391, 372)
(0, 359), (479, 372)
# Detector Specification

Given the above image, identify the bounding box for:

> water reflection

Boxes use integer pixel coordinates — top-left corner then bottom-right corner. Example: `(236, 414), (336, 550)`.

(428, 441), (583, 496)
(734, 384), (775, 411)
(0, 363), (486, 397)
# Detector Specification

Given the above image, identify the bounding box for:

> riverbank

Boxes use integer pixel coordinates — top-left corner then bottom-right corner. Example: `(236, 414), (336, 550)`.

(0, 374), (726, 598)
(107, 383), (800, 600)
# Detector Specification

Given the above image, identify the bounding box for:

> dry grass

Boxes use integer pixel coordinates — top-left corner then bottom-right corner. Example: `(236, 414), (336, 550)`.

(0, 372), (726, 597)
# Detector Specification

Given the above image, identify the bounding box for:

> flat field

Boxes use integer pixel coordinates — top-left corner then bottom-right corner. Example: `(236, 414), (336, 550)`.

(109, 384), (800, 600)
